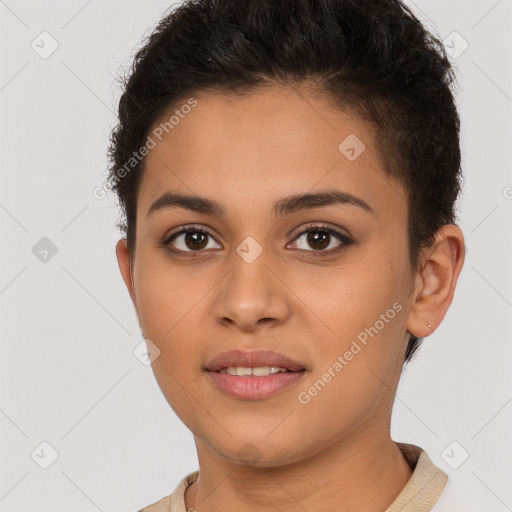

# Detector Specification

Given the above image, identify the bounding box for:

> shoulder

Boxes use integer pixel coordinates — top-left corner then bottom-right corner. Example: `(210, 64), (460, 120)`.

(136, 470), (199, 512)
(137, 494), (172, 512)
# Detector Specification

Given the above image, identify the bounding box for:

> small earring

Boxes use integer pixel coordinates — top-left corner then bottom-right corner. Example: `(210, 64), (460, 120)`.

(427, 323), (432, 329)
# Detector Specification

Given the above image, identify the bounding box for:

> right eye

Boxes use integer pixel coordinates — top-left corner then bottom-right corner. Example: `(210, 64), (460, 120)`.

(163, 225), (222, 255)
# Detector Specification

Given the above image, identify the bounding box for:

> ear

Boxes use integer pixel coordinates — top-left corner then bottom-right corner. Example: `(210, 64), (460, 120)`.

(406, 224), (465, 338)
(115, 238), (140, 324)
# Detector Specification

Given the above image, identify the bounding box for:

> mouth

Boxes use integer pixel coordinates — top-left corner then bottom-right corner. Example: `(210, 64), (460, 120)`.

(217, 366), (301, 376)
(205, 348), (306, 373)
(205, 349), (307, 400)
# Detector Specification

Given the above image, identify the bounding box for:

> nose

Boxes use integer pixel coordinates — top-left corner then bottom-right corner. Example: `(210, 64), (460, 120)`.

(212, 247), (292, 333)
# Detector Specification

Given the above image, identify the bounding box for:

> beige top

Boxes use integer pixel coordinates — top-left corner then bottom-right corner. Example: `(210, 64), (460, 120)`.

(138, 442), (448, 512)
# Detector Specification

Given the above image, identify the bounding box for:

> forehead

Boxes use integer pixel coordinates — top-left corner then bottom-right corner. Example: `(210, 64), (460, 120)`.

(138, 86), (406, 223)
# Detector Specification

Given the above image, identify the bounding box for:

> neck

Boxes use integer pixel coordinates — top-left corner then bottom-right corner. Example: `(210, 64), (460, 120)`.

(185, 427), (413, 512)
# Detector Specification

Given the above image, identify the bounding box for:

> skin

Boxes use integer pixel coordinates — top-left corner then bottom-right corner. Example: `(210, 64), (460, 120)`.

(116, 84), (465, 511)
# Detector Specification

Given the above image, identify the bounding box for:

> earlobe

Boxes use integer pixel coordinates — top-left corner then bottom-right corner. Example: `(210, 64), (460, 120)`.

(406, 225), (465, 338)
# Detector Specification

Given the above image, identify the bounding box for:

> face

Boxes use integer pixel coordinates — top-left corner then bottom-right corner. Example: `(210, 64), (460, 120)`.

(117, 85), (421, 467)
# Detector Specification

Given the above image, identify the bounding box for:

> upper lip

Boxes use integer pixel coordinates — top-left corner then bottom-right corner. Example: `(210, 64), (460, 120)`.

(205, 349), (306, 372)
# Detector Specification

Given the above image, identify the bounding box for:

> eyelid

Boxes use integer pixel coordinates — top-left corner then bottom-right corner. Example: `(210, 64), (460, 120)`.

(288, 221), (350, 241)
(166, 223), (216, 237)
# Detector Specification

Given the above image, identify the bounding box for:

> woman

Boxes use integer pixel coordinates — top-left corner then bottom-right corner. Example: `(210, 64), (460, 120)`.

(107, 0), (470, 509)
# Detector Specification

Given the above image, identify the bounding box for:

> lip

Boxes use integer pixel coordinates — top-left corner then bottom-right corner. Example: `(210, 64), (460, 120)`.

(204, 349), (307, 400)
(207, 371), (306, 400)
(204, 349), (306, 372)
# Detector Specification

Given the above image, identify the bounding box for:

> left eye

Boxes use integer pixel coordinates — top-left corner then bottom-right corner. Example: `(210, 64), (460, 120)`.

(289, 226), (352, 253)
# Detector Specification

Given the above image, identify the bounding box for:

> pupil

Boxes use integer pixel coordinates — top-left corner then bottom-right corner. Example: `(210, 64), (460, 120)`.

(186, 231), (207, 250)
(307, 231), (329, 250)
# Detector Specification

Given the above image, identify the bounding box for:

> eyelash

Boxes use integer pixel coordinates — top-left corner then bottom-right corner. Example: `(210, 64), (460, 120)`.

(160, 223), (353, 258)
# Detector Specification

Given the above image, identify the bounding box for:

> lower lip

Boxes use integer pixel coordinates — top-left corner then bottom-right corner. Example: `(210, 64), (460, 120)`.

(206, 370), (306, 400)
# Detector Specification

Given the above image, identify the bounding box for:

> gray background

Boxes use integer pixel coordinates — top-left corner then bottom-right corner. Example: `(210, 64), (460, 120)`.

(1, 0), (511, 510)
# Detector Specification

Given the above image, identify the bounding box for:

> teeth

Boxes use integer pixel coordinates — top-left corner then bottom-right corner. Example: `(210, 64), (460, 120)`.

(220, 366), (290, 376)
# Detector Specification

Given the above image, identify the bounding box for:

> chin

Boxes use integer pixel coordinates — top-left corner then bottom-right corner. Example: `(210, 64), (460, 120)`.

(201, 429), (316, 469)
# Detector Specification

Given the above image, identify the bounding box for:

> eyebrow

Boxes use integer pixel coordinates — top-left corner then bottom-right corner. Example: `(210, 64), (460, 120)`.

(146, 189), (375, 218)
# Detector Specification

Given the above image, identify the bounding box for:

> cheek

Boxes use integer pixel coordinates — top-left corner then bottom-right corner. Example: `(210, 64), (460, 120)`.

(135, 250), (199, 335)
(292, 288), (407, 443)
(135, 261), (209, 425)
(289, 251), (401, 342)
(133, 267), (206, 406)
(289, 249), (407, 398)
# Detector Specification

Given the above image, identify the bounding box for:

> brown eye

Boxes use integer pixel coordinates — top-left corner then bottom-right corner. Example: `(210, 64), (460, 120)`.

(183, 231), (208, 250)
(306, 231), (330, 250)
(165, 227), (221, 253)
(290, 225), (353, 254)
